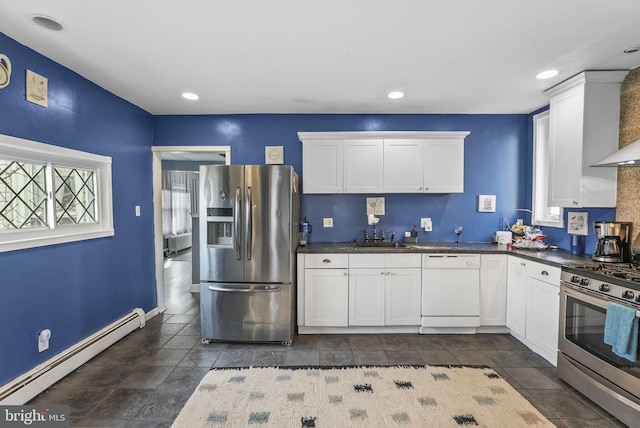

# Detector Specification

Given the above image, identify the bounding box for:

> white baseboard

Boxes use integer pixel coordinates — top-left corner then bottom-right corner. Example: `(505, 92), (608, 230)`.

(0, 308), (148, 405)
(298, 326), (419, 334)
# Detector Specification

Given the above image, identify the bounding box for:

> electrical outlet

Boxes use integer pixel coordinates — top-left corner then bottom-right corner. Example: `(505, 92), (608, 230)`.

(323, 218), (333, 228)
(38, 329), (51, 353)
(421, 218), (432, 232)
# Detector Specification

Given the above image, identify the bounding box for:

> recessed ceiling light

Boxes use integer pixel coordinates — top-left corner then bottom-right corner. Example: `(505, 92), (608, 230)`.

(536, 69), (559, 80)
(182, 92), (199, 101)
(32, 15), (64, 31)
(387, 91), (404, 99)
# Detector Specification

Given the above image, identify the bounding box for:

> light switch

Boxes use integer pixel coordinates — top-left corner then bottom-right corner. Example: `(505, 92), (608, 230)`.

(135, 205), (141, 217)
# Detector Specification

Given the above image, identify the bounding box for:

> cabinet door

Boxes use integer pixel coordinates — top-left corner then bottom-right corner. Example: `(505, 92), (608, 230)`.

(343, 139), (383, 193)
(385, 268), (422, 325)
(383, 139), (424, 193)
(302, 140), (343, 194)
(506, 257), (527, 337)
(423, 139), (464, 193)
(479, 255), (508, 326)
(349, 268), (385, 326)
(526, 278), (560, 365)
(304, 269), (348, 326)
(547, 84), (583, 207)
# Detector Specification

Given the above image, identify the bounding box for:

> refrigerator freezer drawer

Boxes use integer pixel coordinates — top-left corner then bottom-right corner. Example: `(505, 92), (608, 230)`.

(200, 282), (294, 343)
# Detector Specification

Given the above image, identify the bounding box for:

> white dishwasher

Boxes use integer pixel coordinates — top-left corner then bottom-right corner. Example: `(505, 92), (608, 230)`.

(421, 254), (481, 332)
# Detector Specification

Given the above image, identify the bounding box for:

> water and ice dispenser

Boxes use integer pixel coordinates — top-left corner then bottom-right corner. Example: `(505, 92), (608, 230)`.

(205, 207), (234, 248)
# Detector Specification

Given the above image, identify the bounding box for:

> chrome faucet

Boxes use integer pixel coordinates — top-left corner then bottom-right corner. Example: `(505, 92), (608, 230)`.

(361, 226), (395, 243)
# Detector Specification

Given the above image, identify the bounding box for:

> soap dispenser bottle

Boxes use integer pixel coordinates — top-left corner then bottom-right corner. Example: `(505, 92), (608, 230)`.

(408, 225), (418, 243)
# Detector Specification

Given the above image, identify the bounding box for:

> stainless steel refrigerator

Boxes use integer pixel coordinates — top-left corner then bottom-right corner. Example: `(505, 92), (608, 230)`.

(199, 165), (300, 344)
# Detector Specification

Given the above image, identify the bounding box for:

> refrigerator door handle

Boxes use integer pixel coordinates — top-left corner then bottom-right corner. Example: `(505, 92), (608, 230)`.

(246, 186), (253, 260)
(235, 187), (242, 260)
(208, 285), (282, 293)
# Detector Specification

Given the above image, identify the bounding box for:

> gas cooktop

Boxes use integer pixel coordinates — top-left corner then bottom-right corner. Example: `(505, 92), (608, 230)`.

(565, 263), (640, 283)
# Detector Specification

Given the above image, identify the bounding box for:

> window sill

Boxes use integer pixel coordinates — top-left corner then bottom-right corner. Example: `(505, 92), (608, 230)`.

(0, 228), (114, 253)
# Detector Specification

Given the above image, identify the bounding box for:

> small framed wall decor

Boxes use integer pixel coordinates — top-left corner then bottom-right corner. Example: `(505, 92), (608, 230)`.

(478, 195), (496, 212)
(567, 212), (588, 235)
(265, 146), (284, 164)
(26, 69), (48, 107)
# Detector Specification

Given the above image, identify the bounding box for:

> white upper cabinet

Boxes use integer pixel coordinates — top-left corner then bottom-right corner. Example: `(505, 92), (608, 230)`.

(301, 139), (343, 194)
(545, 71), (627, 208)
(343, 139), (384, 193)
(424, 138), (464, 193)
(299, 131), (469, 194)
(383, 139), (424, 192)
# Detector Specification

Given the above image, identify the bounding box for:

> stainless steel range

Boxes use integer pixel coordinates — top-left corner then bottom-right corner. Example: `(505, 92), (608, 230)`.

(559, 263), (640, 427)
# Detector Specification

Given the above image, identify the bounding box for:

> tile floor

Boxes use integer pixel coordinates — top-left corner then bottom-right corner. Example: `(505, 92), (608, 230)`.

(28, 250), (628, 427)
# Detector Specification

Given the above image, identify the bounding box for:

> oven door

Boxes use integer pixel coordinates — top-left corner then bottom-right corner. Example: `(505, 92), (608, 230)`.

(559, 284), (640, 398)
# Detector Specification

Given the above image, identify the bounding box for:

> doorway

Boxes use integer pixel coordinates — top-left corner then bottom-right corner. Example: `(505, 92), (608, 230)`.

(151, 146), (231, 313)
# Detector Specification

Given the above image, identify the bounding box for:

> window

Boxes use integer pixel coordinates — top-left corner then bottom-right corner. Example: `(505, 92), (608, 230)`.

(0, 134), (113, 252)
(532, 111), (563, 228)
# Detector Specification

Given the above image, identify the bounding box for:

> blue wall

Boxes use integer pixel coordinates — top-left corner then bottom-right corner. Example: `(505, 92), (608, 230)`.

(0, 33), (156, 385)
(155, 114), (530, 243)
(154, 113), (617, 251)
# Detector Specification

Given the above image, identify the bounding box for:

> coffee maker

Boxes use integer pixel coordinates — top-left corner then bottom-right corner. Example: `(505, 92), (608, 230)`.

(593, 221), (633, 263)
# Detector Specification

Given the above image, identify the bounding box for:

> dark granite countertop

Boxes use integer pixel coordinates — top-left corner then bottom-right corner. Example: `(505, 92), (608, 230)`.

(297, 241), (594, 268)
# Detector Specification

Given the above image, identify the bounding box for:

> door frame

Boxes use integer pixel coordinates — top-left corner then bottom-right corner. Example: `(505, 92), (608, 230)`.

(151, 146), (231, 313)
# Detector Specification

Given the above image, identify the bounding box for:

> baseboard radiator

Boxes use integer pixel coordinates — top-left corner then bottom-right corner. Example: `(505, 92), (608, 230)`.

(168, 233), (192, 254)
(0, 308), (146, 405)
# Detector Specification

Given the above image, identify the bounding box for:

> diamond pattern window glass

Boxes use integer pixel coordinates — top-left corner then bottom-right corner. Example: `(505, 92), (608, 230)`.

(0, 160), (48, 231)
(0, 133), (113, 253)
(54, 166), (97, 225)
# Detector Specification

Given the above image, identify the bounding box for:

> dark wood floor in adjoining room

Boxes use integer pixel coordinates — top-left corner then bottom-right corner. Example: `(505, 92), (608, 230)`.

(28, 249), (627, 427)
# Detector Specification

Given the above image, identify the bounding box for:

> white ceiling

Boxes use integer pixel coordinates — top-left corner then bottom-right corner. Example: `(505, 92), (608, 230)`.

(1, 1), (639, 115)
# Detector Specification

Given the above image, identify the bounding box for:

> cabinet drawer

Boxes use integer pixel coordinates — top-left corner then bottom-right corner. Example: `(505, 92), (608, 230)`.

(525, 260), (560, 286)
(305, 254), (348, 269)
(349, 254), (385, 268)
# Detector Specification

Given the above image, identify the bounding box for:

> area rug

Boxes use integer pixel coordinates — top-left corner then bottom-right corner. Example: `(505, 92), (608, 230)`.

(172, 365), (554, 427)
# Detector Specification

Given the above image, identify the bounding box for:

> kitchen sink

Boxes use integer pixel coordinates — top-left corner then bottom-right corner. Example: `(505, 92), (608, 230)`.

(352, 241), (407, 248)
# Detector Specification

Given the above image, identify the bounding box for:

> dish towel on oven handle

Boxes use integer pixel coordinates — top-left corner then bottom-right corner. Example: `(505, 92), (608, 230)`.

(603, 301), (638, 362)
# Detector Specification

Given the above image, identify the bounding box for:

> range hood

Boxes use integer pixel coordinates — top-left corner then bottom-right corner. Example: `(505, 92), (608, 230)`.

(592, 138), (640, 166)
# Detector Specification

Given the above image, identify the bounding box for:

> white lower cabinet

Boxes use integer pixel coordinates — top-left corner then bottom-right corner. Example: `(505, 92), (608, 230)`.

(349, 268), (386, 326)
(303, 254), (349, 327)
(524, 261), (560, 365)
(506, 257), (527, 337)
(349, 254), (422, 327)
(385, 268), (422, 325)
(526, 277), (560, 364)
(299, 253), (421, 331)
(506, 255), (560, 365)
(479, 254), (508, 326)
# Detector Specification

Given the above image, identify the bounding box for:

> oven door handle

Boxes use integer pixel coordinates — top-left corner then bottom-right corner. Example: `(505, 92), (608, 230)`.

(561, 284), (609, 310)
